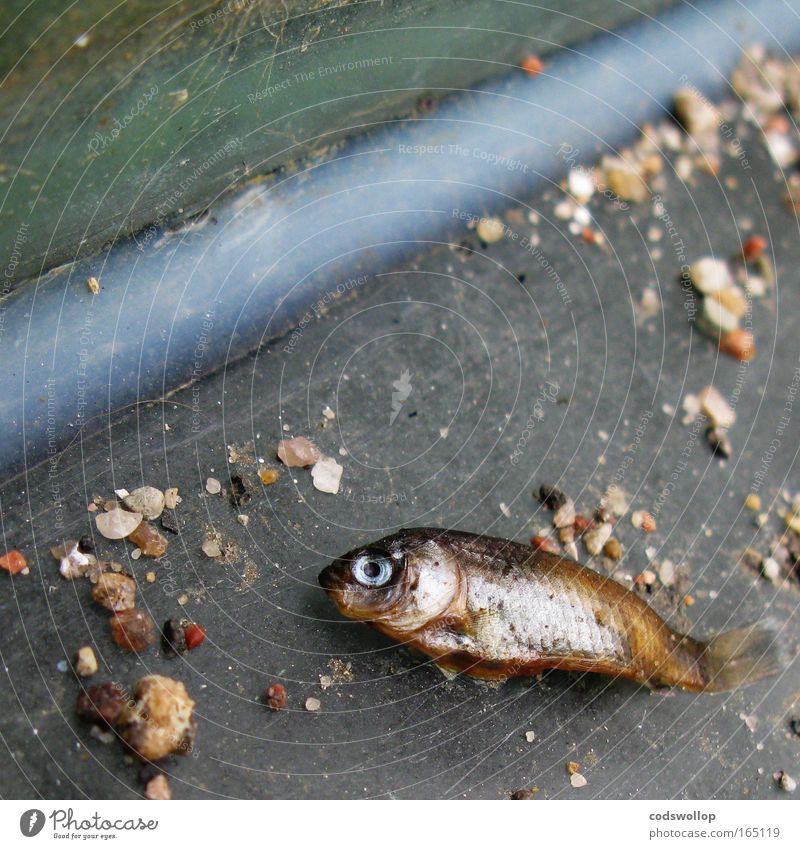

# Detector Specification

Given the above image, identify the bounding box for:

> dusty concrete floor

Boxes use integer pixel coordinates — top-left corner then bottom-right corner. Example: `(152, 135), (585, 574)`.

(1, 113), (798, 799)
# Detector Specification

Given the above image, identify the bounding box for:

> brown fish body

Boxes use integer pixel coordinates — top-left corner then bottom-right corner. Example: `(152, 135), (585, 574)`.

(320, 528), (784, 693)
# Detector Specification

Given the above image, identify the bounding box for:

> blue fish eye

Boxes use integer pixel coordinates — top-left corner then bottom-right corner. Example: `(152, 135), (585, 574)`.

(352, 553), (393, 588)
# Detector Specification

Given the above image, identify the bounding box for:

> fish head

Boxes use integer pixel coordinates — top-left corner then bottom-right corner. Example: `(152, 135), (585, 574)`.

(319, 529), (463, 634)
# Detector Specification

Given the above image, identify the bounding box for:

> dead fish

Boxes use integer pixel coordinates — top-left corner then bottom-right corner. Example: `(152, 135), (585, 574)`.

(319, 528), (786, 692)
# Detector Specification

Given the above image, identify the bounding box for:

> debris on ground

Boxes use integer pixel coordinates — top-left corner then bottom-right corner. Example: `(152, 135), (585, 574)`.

(122, 487), (165, 520)
(96, 508), (142, 540)
(537, 483), (567, 510)
(521, 55), (544, 77)
(92, 572), (136, 611)
(86, 276), (101, 294)
(205, 477), (221, 495)
(127, 521), (168, 557)
(776, 771), (797, 793)
(52, 540), (91, 579)
(162, 619), (204, 654)
(118, 675), (196, 761)
(304, 697), (321, 712)
(584, 522), (613, 555)
(570, 772), (588, 788)
(699, 386), (736, 429)
(745, 493), (762, 511)
(76, 681), (127, 726)
(525, 730), (536, 743)
(0, 549), (29, 575)
(311, 456), (344, 494)
(74, 646), (98, 677)
(144, 774), (172, 800)
(509, 788), (538, 799)
(258, 468), (279, 485)
(201, 533), (223, 558)
(475, 216), (505, 244)
(237, 514), (249, 527)
(110, 609), (157, 652)
(277, 436), (320, 467)
(163, 487), (180, 509)
(265, 683), (288, 711)
(706, 426), (732, 459)
(530, 534), (560, 555)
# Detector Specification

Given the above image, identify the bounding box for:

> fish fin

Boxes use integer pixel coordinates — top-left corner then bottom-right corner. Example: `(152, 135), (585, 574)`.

(699, 621), (789, 693)
(434, 663), (459, 681)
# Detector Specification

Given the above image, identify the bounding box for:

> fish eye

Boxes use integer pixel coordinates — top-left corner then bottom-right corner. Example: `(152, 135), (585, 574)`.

(351, 553), (393, 588)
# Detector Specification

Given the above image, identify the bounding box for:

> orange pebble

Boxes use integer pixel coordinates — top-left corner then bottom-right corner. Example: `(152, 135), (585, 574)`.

(0, 550), (28, 575)
(521, 56), (544, 77)
(719, 329), (756, 362)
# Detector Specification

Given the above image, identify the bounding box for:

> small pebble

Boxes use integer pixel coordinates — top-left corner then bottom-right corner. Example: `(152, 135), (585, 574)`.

(761, 557), (780, 583)
(742, 235), (767, 261)
(689, 258), (732, 294)
(305, 697), (321, 712)
(118, 675), (196, 761)
(584, 522), (613, 555)
(311, 456), (344, 495)
(237, 514), (250, 527)
(0, 549), (29, 575)
(530, 535), (560, 555)
(145, 572), (156, 583)
(123, 487), (165, 520)
(127, 522), (168, 557)
(570, 773), (588, 788)
(74, 646), (98, 677)
(603, 538), (622, 560)
(277, 436), (320, 468)
(87, 276), (101, 294)
(258, 468), (279, 485)
(205, 477), (221, 495)
(144, 774), (172, 800)
(699, 386), (735, 428)
(322, 405), (335, 420)
(525, 730), (535, 743)
(745, 493), (762, 511)
(265, 684), (288, 711)
(92, 572), (137, 612)
(110, 609), (157, 652)
(777, 771), (796, 793)
(719, 329), (756, 362)
(76, 682), (126, 726)
(201, 535), (222, 558)
(163, 487), (180, 509)
(553, 498), (576, 529)
(96, 509), (142, 540)
(521, 55), (544, 77)
(538, 484), (567, 510)
(706, 426), (732, 459)
(510, 788), (537, 800)
(476, 217), (505, 243)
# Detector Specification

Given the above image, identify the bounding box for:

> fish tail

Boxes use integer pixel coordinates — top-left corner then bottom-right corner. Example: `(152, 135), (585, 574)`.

(697, 621), (788, 693)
